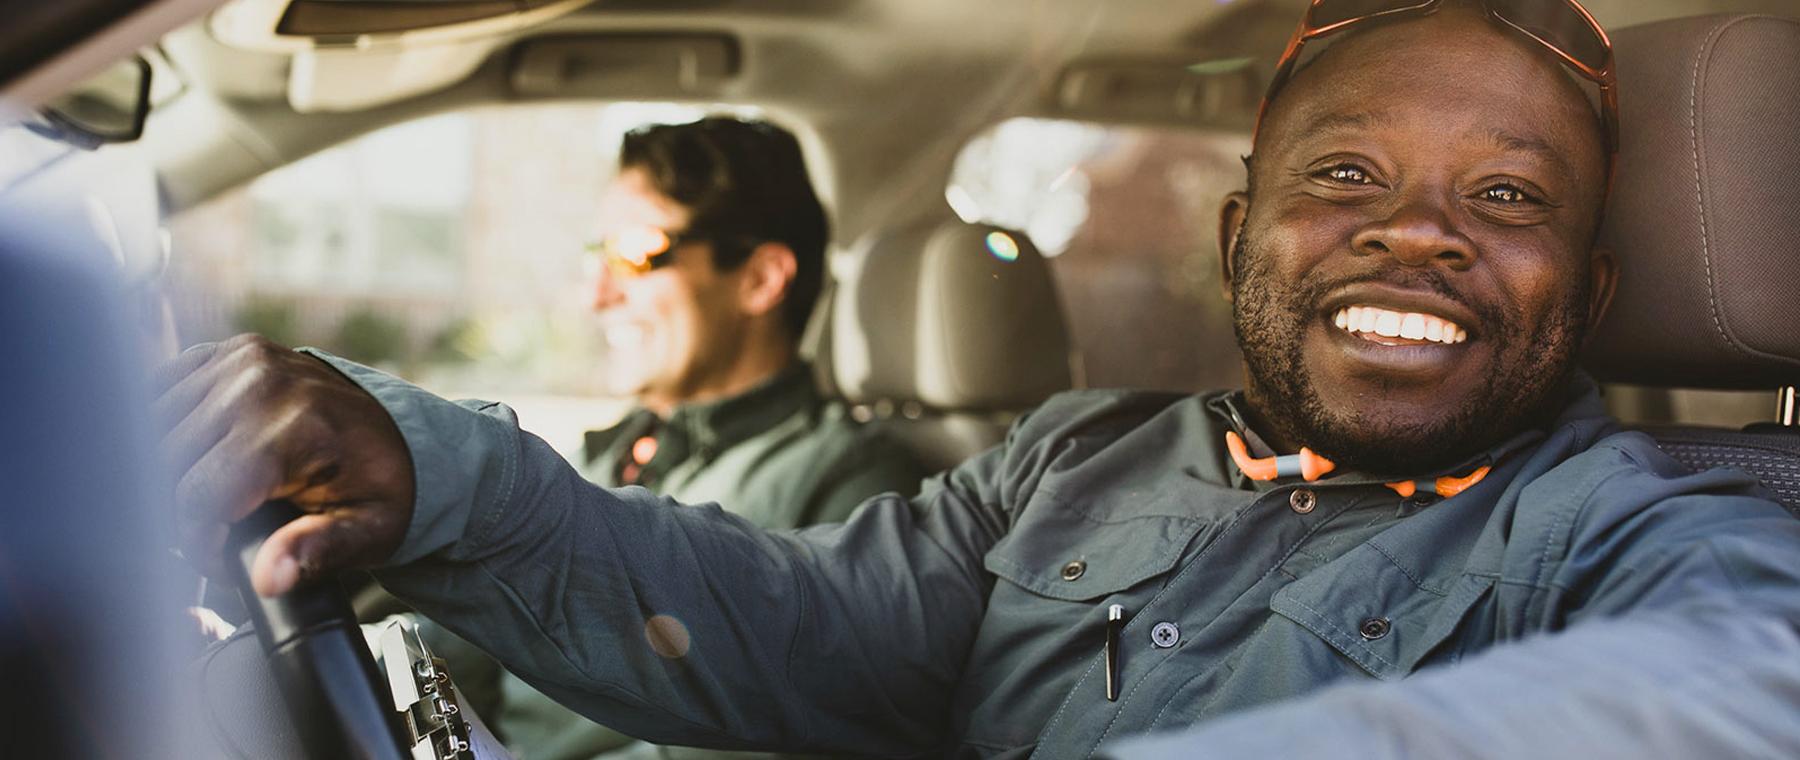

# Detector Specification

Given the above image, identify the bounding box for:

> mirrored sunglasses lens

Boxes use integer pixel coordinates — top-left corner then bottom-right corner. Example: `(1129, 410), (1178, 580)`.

(613, 227), (672, 265)
(1489, 0), (1609, 71)
(604, 252), (651, 278)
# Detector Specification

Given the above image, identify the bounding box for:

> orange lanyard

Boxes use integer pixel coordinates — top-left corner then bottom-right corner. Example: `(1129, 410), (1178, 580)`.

(1225, 432), (1491, 499)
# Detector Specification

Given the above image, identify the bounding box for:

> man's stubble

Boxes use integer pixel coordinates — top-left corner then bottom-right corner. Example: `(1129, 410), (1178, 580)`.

(1228, 226), (1591, 475)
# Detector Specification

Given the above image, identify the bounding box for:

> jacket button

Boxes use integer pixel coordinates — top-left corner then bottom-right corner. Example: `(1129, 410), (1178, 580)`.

(1289, 489), (1318, 514)
(1150, 621), (1181, 648)
(1060, 560), (1087, 581)
(1359, 617), (1391, 640)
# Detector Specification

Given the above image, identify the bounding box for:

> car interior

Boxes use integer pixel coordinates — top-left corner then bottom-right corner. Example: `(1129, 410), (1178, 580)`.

(122, 0), (1800, 459)
(0, 0), (1796, 757)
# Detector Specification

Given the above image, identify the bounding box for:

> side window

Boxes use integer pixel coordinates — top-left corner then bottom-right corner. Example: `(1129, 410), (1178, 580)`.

(167, 102), (757, 452)
(949, 118), (1251, 392)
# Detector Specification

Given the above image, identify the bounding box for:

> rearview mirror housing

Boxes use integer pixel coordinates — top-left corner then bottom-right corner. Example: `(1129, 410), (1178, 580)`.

(32, 56), (151, 150)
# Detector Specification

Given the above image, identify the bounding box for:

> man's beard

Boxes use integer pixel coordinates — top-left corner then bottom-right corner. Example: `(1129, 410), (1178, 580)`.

(1229, 230), (1591, 475)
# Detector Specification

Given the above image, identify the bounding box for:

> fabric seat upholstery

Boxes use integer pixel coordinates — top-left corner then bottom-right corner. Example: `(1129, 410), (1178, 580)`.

(826, 220), (1074, 472)
(1583, 14), (1800, 514)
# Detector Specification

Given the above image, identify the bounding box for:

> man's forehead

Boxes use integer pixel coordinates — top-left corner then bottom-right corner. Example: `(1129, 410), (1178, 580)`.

(1289, 107), (1576, 177)
(598, 169), (690, 232)
(1260, 8), (1605, 178)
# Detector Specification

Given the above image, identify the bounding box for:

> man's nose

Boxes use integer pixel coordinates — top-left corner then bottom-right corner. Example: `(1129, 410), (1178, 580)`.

(589, 264), (625, 311)
(1350, 199), (1477, 271)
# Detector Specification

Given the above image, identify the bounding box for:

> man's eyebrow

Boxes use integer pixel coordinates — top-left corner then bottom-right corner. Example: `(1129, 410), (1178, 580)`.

(1294, 110), (1393, 138)
(1484, 128), (1571, 174)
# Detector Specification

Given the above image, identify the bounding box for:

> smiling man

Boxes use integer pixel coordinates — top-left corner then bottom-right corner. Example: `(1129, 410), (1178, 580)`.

(160, 2), (1800, 758)
(429, 117), (927, 760)
(1224, 0), (1615, 481)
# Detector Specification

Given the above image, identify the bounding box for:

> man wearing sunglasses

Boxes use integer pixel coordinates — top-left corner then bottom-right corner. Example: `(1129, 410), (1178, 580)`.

(161, 1), (1800, 758)
(421, 117), (927, 760)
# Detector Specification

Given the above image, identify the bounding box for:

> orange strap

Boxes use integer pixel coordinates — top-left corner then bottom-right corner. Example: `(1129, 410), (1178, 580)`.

(1385, 466), (1491, 499)
(1225, 432), (1336, 482)
(1225, 431), (1489, 501)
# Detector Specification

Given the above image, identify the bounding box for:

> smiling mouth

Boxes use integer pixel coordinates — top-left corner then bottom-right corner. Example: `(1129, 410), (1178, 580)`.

(1332, 305), (1467, 347)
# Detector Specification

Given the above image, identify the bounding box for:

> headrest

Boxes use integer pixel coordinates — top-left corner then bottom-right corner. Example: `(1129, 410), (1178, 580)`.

(1584, 14), (1800, 390)
(831, 221), (1073, 410)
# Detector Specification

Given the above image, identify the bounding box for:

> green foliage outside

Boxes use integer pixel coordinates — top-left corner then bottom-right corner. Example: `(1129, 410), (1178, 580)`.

(229, 295), (602, 394)
(332, 308), (410, 368)
(233, 296), (302, 348)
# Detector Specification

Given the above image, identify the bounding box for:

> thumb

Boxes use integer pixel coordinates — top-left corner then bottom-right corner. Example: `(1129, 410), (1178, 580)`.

(249, 512), (351, 597)
(248, 515), (325, 597)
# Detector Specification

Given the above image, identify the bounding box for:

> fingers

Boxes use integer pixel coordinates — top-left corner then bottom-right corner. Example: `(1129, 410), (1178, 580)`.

(151, 342), (230, 432)
(175, 425), (284, 534)
(159, 387), (233, 492)
(153, 334), (416, 591)
(151, 341), (220, 398)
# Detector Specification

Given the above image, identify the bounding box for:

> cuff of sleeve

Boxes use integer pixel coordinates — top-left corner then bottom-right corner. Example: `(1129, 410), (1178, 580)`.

(297, 348), (518, 566)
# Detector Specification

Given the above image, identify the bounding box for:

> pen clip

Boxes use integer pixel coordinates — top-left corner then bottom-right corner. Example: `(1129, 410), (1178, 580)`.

(1104, 604), (1124, 702)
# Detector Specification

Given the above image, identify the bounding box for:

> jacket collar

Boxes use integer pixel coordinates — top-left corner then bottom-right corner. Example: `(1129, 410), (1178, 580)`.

(653, 362), (822, 455)
(1206, 372), (1613, 491)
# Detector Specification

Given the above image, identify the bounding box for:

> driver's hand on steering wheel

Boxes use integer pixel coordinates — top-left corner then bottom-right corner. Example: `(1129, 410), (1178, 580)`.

(155, 334), (415, 597)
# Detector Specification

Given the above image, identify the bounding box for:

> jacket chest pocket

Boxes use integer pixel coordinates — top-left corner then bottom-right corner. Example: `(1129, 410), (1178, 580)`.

(955, 497), (1209, 746)
(1270, 542), (1494, 681)
(983, 495), (1208, 603)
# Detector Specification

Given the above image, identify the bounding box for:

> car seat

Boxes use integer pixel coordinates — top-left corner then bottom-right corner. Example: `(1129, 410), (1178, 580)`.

(1584, 14), (1800, 516)
(823, 220), (1075, 473)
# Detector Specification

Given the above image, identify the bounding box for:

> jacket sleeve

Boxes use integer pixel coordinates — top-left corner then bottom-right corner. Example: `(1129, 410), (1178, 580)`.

(307, 352), (1015, 758)
(1104, 434), (1800, 759)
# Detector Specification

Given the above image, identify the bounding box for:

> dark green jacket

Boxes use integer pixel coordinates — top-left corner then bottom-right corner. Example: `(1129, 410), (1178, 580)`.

(426, 364), (926, 760)
(328, 348), (1800, 759)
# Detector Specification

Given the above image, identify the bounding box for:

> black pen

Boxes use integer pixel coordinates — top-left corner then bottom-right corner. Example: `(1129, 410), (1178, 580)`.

(1104, 604), (1124, 701)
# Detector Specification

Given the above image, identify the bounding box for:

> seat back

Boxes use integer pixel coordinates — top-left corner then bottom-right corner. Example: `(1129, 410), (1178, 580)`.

(1584, 14), (1800, 514)
(827, 220), (1074, 471)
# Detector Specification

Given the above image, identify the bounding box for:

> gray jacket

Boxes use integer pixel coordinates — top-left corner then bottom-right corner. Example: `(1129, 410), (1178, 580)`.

(429, 363), (924, 760)
(320, 350), (1800, 759)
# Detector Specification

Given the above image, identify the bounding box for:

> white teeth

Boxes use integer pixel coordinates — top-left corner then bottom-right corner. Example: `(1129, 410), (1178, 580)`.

(1399, 313), (1426, 340)
(1375, 311), (1402, 337)
(1331, 305), (1466, 346)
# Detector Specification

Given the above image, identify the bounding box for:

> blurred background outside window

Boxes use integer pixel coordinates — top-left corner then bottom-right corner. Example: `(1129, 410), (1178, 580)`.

(949, 118), (1249, 392)
(167, 102), (758, 453)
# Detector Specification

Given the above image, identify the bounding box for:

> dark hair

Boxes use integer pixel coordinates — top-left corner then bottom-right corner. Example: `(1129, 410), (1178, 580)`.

(619, 117), (829, 339)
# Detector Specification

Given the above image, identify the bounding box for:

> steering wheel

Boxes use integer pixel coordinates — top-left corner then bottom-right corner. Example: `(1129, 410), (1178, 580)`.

(221, 500), (413, 760)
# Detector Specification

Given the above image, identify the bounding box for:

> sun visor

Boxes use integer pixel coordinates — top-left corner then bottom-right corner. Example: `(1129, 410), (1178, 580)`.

(211, 0), (595, 51)
(210, 0), (598, 112)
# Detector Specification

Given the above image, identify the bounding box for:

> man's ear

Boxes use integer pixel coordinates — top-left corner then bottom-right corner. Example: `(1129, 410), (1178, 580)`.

(737, 242), (798, 318)
(1217, 192), (1250, 303)
(1583, 245), (1619, 339)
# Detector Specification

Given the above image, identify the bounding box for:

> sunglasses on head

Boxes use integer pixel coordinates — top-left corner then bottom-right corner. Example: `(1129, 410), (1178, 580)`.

(1256, 0), (1619, 167)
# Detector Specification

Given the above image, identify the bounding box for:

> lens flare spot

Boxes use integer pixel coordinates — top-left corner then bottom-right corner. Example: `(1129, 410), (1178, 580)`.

(645, 615), (691, 659)
(985, 231), (1021, 262)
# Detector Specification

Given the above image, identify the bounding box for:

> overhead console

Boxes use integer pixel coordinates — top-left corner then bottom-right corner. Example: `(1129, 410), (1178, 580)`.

(510, 34), (740, 99)
(1052, 56), (1261, 129)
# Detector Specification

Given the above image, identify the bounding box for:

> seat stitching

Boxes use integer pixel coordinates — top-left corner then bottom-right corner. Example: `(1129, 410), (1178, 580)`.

(1689, 17), (1755, 360)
